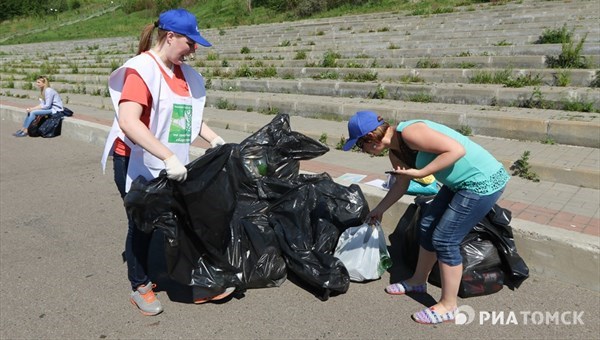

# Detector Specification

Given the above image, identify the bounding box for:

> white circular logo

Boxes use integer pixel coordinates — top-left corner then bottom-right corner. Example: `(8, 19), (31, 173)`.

(455, 305), (476, 325)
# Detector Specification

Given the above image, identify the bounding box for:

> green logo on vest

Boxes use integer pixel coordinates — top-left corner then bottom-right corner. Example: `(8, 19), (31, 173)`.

(169, 103), (192, 143)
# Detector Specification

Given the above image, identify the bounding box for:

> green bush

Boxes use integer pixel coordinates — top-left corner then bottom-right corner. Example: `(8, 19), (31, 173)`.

(235, 64), (253, 77)
(510, 151), (540, 182)
(370, 84), (386, 99)
(312, 71), (339, 80)
(294, 50), (307, 60)
(553, 70), (570, 87)
(321, 50), (341, 68)
(546, 35), (590, 69)
(416, 58), (440, 68)
(343, 71), (377, 82)
(407, 93), (432, 103)
(470, 69), (542, 87)
(536, 25), (572, 44)
(562, 98), (595, 113)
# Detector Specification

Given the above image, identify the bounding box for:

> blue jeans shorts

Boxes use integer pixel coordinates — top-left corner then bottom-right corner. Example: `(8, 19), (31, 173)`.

(419, 185), (505, 266)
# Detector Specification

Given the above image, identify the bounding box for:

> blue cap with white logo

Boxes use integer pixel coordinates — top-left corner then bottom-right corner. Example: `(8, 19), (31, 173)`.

(158, 8), (212, 47)
(342, 110), (384, 151)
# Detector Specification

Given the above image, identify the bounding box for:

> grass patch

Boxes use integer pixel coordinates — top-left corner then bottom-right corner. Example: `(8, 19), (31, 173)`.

(469, 69), (542, 87)
(553, 70), (571, 87)
(416, 58), (440, 68)
(510, 151), (540, 182)
(561, 97), (596, 113)
(343, 71), (378, 82)
(546, 35), (590, 69)
(536, 24), (572, 44)
(321, 50), (341, 68)
(313, 71), (339, 80)
(407, 93), (433, 103)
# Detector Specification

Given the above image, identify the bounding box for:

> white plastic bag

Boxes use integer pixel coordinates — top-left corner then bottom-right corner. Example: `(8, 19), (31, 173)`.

(334, 222), (392, 282)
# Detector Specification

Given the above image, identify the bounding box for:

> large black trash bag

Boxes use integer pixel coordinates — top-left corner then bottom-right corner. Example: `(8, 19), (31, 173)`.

(473, 205), (529, 289)
(428, 232), (506, 298)
(395, 197), (529, 294)
(267, 173), (370, 300)
(174, 143), (287, 291)
(124, 113), (369, 299)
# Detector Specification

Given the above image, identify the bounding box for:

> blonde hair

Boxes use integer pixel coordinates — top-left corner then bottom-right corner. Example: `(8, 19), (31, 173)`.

(137, 22), (168, 55)
(36, 75), (49, 98)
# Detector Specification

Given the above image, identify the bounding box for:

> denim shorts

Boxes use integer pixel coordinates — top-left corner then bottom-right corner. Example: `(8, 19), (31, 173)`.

(419, 185), (505, 266)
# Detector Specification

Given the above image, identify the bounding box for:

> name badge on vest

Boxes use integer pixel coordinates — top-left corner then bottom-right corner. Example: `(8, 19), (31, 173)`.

(169, 103), (192, 143)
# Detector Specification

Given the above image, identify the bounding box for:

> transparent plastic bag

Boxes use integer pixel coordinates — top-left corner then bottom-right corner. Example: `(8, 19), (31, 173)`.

(334, 222), (392, 282)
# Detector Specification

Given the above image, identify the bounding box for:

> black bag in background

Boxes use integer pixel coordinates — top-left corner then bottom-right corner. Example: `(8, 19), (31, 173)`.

(394, 198), (529, 298)
(27, 112), (64, 138)
(27, 114), (49, 137)
(62, 107), (74, 117)
(37, 113), (63, 138)
(428, 234), (505, 298)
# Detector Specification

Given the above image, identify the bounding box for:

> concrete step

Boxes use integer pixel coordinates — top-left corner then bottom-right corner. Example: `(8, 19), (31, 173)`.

(2, 86), (598, 148)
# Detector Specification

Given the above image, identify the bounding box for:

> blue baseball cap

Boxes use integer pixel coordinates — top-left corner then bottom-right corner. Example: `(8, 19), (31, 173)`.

(158, 9), (212, 47)
(342, 110), (384, 151)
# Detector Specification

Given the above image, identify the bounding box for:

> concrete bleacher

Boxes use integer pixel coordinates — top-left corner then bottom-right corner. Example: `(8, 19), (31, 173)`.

(1, 0), (598, 290)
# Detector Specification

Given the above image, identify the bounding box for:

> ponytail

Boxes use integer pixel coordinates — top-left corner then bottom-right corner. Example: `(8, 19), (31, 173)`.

(137, 23), (155, 55)
(137, 22), (169, 55)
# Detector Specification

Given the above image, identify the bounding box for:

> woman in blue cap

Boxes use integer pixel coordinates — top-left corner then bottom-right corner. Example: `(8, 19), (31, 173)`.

(101, 8), (231, 316)
(343, 110), (509, 324)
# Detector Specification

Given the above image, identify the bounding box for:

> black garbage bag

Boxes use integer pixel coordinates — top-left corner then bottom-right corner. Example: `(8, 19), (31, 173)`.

(267, 173), (369, 300)
(124, 114), (368, 299)
(37, 112), (64, 138)
(239, 113), (330, 180)
(472, 205), (529, 289)
(389, 202), (422, 273)
(428, 233), (505, 298)
(392, 196), (528, 297)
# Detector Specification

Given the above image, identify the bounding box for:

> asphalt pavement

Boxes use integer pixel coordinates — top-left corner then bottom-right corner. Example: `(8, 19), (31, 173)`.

(1, 116), (599, 339)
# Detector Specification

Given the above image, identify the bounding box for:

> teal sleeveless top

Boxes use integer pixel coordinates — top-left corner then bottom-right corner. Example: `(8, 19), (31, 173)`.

(396, 120), (509, 195)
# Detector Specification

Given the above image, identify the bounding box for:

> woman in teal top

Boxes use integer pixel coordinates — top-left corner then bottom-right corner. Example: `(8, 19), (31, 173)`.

(343, 110), (509, 325)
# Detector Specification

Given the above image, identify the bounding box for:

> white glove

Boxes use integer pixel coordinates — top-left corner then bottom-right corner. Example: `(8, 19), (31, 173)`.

(210, 136), (225, 148)
(163, 154), (187, 182)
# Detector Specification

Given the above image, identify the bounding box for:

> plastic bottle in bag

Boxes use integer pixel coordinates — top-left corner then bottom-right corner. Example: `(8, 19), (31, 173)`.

(243, 154), (267, 177)
(378, 252), (392, 275)
(255, 156), (267, 176)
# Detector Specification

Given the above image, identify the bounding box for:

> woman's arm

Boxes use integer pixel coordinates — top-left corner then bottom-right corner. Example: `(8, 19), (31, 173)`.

(367, 174), (410, 223)
(39, 89), (53, 110)
(26, 95), (45, 112)
(199, 121), (225, 147)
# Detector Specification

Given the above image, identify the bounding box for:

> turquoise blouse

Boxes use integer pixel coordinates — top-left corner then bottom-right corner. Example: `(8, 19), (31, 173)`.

(396, 120), (509, 195)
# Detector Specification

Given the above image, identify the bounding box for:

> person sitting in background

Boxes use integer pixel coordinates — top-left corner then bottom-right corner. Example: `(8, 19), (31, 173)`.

(13, 75), (64, 137)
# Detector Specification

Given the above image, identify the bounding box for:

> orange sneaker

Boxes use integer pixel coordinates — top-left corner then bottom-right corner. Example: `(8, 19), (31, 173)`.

(193, 287), (235, 304)
(130, 281), (163, 316)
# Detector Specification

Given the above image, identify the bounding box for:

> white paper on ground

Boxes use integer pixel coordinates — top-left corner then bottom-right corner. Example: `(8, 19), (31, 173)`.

(364, 179), (388, 190)
(336, 173), (367, 183)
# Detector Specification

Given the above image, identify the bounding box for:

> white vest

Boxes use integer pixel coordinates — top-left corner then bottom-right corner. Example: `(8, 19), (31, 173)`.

(100, 51), (206, 192)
